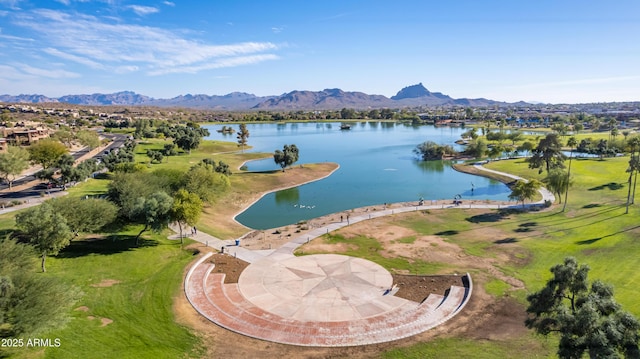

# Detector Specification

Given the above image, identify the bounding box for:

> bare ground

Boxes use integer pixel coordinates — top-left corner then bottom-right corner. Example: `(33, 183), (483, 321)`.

(176, 207), (530, 358)
(174, 165), (535, 357)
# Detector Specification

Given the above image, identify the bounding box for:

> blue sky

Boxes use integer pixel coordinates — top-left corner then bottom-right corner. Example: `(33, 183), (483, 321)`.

(0, 0), (639, 103)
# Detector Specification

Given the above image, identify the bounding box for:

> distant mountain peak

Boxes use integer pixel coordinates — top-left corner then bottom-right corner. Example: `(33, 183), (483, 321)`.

(391, 83), (431, 100)
(0, 84), (518, 109)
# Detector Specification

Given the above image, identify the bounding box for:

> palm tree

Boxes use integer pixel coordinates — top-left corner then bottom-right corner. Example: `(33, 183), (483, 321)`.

(563, 136), (578, 211)
(545, 169), (570, 204)
(626, 136), (640, 213)
(509, 179), (542, 207)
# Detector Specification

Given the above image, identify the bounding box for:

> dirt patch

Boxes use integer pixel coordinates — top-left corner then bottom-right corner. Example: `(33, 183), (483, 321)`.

(392, 274), (466, 303)
(90, 279), (121, 287)
(100, 318), (113, 327)
(177, 197), (543, 357)
(75, 306), (89, 312)
(209, 253), (250, 284)
(87, 316), (95, 321)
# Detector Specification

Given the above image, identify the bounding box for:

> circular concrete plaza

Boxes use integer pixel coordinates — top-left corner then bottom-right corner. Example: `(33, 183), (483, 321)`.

(238, 254), (402, 322)
(186, 251), (470, 346)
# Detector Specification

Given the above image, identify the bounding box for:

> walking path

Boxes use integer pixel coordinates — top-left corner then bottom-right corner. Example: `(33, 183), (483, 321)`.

(181, 164), (546, 346)
(175, 164), (554, 264)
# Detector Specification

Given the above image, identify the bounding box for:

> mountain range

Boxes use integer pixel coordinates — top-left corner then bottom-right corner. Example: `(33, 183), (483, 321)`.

(0, 83), (524, 110)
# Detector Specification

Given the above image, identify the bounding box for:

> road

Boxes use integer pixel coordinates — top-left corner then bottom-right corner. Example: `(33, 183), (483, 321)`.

(0, 133), (129, 204)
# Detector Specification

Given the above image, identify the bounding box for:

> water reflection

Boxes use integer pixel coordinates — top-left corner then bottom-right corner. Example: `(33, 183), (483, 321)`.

(205, 121), (512, 229)
(275, 187), (300, 205)
(413, 159), (448, 173)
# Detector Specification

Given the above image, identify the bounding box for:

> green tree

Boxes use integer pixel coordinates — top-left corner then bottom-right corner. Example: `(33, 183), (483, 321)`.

(0, 239), (79, 345)
(173, 124), (209, 154)
(596, 139), (609, 160)
(488, 144), (503, 161)
(102, 145), (136, 172)
(56, 154), (77, 187)
(27, 139), (67, 170)
(508, 179), (541, 207)
(518, 140), (535, 157)
(108, 170), (182, 219)
(544, 169), (570, 204)
(15, 202), (73, 272)
(563, 136), (578, 211)
(273, 144), (300, 171)
(182, 165), (230, 203)
(526, 257), (640, 358)
(53, 129), (75, 147)
(0, 146), (30, 189)
(55, 156), (101, 188)
(507, 130), (523, 145)
(237, 123), (250, 152)
(414, 141), (455, 160)
(131, 191), (174, 245)
(340, 108), (356, 119)
(174, 131), (200, 154)
(75, 130), (100, 149)
(146, 149), (164, 164)
(464, 139), (487, 159)
(170, 189), (203, 243)
(528, 133), (566, 174)
(50, 196), (118, 235)
(626, 136), (640, 213)
(108, 172), (156, 219)
(162, 143), (177, 160)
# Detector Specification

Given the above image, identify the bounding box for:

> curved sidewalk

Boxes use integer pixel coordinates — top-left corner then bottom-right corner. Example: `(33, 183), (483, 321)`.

(176, 164), (554, 265)
(181, 165), (549, 346)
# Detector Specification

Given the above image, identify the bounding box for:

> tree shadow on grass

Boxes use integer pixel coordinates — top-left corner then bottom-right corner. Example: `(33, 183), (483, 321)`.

(588, 182), (624, 191)
(494, 237), (518, 244)
(576, 223), (640, 246)
(576, 238), (601, 245)
(0, 228), (16, 239)
(583, 203), (603, 209)
(514, 222), (537, 233)
(56, 235), (159, 258)
(466, 210), (511, 223)
(435, 230), (459, 236)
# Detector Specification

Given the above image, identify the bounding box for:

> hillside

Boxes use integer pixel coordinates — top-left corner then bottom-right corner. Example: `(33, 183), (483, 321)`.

(0, 83), (520, 110)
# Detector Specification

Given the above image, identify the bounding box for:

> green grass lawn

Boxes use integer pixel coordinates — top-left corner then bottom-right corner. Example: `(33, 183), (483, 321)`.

(3, 137), (639, 358)
(12, 230), (204, 359)
(292, 154), (640, 358)
(1, 169), (205, 359)
(134, 139), (267, 172)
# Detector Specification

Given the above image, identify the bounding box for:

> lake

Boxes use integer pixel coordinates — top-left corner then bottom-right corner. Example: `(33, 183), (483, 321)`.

(205, 122), (510, 229)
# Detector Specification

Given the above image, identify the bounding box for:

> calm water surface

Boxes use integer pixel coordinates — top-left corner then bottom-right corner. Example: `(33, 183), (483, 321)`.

(205, 122), (510, 229)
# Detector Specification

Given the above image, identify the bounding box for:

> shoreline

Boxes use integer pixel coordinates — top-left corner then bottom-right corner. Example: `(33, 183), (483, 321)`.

(230, 162), (554, 250)
(231, 162), (341, 227)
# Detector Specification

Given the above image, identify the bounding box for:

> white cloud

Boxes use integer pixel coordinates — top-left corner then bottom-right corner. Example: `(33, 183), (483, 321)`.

(114, 65), (139, 74)
(163, 1), (175, 6)
(0, 32), (33, 41)
(127, 5), (159, 16)
(18, 63), (80, 78)
(149, 54), (279, 75)
(0, 64), (27, 80)
(43, 47), (104, 69)
(13, 9), (280, 76)
(0, 0), (21, 10)
(272, 26), (284, 34)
